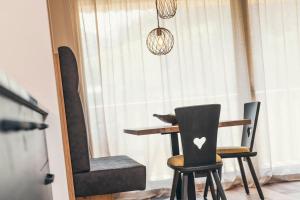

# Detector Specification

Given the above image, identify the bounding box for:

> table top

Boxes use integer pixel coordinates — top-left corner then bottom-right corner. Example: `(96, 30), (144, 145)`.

(124, 119), (251, 136)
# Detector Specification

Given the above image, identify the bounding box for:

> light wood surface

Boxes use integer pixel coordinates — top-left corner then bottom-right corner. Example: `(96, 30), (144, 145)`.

(76, 194), (113, 200)
(52, 52), (76, 200)
(124, 119), (251, 136)
(47, 0), (76, 199)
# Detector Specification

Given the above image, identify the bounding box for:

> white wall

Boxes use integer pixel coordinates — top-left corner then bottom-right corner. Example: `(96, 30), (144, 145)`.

(0, 0), (69, 200)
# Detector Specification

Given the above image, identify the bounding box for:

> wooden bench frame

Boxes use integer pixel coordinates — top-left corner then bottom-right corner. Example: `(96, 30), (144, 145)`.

(76, 194), (113, 200)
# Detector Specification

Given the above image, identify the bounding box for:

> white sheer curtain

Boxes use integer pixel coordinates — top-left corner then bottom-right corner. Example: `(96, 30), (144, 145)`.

(248, 0), (300, 178)
(77, 0), (300, 190)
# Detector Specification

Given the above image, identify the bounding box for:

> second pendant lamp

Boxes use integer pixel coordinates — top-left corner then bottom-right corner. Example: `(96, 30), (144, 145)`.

(156, 0), (177, 19)
(146, 0), (177, 56)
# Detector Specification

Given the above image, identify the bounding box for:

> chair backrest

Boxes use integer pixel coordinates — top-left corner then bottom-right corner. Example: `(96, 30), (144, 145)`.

(58, 46), (90, 173)
(241, 101), (261, 151)
(175, 104), (221, 167)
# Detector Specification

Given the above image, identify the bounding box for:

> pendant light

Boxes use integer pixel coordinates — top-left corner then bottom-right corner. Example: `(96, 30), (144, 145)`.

(146, 27), (174, 55)
(156, 0), (177, 19)
(146, 0), (174, 56)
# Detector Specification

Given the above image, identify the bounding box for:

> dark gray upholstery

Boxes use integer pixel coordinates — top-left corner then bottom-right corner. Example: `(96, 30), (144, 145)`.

(58, 46), (146, 196)
(74, 156), (146, 197)
(58, 46), (90, 173)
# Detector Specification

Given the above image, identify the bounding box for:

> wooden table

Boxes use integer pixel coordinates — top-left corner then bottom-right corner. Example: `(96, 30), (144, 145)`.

(124, 119), (251, 135)
(124, 119), (251, 199)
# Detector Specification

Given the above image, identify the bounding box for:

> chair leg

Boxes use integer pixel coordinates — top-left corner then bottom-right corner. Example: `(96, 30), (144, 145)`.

(212, 170), (227, 200)
(246, 157), (264, 200)
(187, 173), (196, 200)
(182, 174), (189, 200)
(176, 174), (182, 199)
(170, 170), (180, 200)
(170, 133), (182, 199)
(238, 157), (250, 195)
(203, 175), (209, 200)
(216, 167), (222, 200)
(207, 171), (217, 200)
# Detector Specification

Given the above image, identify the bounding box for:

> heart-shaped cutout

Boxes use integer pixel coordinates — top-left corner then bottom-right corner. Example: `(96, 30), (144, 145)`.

(193, 137), (206, 150)
(247, 127), (252, 137)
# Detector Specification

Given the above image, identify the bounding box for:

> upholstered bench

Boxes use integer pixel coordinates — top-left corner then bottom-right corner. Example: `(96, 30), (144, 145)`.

(58, 46), (146, 199)
(74, 156), (146, 197)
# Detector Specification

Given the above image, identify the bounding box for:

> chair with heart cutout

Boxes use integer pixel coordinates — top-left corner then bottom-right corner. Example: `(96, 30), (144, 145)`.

(167, 104), (227, 200)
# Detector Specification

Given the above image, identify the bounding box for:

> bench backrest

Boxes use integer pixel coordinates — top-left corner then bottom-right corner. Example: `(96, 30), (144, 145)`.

(58, 46), (90, 173)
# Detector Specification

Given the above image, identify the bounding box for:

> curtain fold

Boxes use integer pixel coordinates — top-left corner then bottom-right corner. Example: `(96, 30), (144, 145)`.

(76, 0), (300, 196)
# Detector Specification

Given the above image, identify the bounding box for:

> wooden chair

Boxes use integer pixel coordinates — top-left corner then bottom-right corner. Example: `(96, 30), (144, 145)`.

(58, 46), (146, 200)
(168, 105), (227, 200)
(204, 101), (264, 200)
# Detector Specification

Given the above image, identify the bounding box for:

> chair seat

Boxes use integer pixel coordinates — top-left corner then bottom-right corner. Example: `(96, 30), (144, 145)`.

(167, 154), (222, 168)
(217, 146), (257, 158)
(217, 146), (250, 154)
(73, 155), (146, 197)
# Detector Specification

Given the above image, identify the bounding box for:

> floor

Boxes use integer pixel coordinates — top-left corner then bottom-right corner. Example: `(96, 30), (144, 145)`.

(156, 181), (300, 200)
(116, 181), (300, 200)
(205, 181), (300, 200)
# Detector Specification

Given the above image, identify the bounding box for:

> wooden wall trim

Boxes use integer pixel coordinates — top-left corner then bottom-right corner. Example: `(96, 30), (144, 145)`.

(53, 53), (76, 200)
(46, 0), (76, 199)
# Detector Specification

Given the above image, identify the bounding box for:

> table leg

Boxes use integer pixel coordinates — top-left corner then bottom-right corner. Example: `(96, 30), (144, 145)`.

(170, 133), (182, 199)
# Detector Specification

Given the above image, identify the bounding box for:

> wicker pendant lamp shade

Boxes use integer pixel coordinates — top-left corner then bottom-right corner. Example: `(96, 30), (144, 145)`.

(156, 0), (177, 19)
(146, 0), (177, 56)
(146, 28), (174, 55)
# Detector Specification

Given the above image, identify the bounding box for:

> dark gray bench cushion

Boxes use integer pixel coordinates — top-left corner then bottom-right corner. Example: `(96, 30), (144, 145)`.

(73, 155), (146, 197)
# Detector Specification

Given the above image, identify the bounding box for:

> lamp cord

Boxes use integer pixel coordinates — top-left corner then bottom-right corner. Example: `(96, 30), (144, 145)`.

(155, 0), (160, 28)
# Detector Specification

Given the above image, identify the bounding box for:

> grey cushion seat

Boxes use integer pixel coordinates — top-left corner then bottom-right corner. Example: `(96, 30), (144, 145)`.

(74, 155), (146, 197)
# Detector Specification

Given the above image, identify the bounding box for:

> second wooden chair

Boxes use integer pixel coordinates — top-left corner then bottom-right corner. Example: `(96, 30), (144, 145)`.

(203, 102), (264, 200)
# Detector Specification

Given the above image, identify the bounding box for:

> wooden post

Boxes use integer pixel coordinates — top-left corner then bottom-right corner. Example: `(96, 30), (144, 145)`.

(46, 0), (77, 199)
